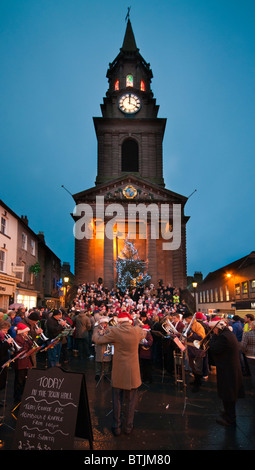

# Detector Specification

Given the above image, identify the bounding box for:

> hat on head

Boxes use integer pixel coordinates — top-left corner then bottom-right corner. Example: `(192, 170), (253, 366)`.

(142, 324), (150, 331)
(195, 312), (203, 320)
(117, 312), (132, 323)
(52, 309), (62, 317)
(209, 317), (226, 330)
(16, 322), (30, 334)
(28, 311), (40, 321)
(99, 316), (109, 324)
(182, 309), (194, 319)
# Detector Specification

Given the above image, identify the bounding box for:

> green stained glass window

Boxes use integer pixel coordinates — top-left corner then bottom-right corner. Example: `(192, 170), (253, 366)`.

(126, 74), (133, 87)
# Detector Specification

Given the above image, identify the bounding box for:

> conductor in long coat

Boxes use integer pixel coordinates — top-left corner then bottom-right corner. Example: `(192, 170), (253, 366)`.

(93, 311), (145, 436)
(209, 319), (245, 427)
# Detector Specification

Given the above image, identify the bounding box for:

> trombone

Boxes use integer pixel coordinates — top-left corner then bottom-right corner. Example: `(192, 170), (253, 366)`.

(179, 313), (196, 342)
(193, 320), (221, 351)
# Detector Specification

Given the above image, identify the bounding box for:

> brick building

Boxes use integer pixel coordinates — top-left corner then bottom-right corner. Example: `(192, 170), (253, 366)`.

(197, 251), (255, 318)
(73, 19), (189, 290)
(0, 199), (61, 309)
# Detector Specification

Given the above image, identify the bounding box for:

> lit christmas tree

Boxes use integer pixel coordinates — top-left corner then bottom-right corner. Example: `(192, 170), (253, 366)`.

(115, 237), (151, 292)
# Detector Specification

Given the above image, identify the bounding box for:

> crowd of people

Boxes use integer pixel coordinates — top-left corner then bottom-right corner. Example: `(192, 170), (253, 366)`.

(0, 280), (255, 434)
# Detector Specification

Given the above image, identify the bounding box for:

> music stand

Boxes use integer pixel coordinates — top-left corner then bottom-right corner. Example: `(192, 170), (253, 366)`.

(0, 353), (24, 431)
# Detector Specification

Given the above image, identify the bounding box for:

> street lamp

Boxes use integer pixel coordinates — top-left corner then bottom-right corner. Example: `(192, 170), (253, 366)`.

(192, 282), (198, 311)
(63, 277), (70, 307)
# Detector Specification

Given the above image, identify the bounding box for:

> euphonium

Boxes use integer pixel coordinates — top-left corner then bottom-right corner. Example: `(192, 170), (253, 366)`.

(162, 318), (179, 337)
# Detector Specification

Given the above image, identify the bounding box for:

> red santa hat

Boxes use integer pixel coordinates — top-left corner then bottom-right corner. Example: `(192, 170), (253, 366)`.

(117, 312), (133, 323)
(142, 324), (150, 331)
(195, 312), (204, 320)
(15, 322), (30, 335)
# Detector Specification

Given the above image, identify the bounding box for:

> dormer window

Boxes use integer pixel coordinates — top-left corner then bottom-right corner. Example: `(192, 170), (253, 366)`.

(114, 79), (119, 91)
(126, 74), (133, 87)
(140, 80), (146, 91)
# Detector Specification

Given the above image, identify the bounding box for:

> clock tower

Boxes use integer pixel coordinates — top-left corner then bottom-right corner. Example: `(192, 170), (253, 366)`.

(95, 18), (165, 187)
(73, 18), (189, 291)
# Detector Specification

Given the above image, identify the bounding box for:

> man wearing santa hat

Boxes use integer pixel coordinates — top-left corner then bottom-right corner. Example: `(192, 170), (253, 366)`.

(13, 322), (34, 405)
(93, 311), (146, 436)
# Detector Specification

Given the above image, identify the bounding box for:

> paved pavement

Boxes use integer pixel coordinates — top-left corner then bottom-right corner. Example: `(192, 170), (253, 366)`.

(0, 349), (255, 453)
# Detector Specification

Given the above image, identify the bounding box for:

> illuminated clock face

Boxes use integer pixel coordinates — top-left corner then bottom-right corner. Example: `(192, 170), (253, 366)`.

(119, 93), (141, 114)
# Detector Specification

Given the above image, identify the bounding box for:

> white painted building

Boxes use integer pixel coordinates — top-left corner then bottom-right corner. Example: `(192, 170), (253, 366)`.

(0, 201), (19, 309)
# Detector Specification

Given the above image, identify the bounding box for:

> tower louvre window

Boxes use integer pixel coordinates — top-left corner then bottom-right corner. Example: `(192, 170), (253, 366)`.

(121, 138), (139, 172)
(126, 74), (133, 87)
(140, 80), (145, 91)
(114, 79), (119, 91)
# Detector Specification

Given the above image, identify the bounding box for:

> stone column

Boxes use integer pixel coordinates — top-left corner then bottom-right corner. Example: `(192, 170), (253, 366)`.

(103, 223), (114, 289)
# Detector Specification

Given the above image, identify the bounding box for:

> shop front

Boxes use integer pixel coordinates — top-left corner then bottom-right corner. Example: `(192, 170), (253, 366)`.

(15, 288), (38, 310)
(0, 273), (19, 310)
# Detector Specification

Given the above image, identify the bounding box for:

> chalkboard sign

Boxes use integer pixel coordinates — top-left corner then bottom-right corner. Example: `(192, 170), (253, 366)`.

(12, 367), (93, 450)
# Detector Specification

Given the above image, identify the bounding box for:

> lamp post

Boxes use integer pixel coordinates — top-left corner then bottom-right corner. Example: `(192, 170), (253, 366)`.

(192, 281), (198, 312)
(63, 276), (69, 307)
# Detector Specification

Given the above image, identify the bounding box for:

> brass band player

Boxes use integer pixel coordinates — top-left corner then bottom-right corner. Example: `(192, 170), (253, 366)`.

(13, 323), (34, 405)
(182, 310), (206, 392)
(92, 316), (112, 382)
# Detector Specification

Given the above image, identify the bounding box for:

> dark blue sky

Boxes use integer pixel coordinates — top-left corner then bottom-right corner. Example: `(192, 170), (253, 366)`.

(1, 0), (254, 279)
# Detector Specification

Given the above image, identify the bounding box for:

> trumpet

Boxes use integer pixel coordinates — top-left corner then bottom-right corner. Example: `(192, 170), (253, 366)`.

(35, 324), (49, 342)
(133, 315), (144, 327)
(4, 334), (22, 351)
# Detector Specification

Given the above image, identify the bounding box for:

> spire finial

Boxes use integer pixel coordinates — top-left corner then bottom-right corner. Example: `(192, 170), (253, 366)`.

(125, 6), (131, 22)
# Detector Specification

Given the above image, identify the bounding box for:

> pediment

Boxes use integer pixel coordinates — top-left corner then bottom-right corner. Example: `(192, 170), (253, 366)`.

(73, 175), (187, 206)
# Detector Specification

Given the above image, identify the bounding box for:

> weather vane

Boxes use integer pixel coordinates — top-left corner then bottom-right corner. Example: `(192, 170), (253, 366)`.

(125, 6), (131, 21)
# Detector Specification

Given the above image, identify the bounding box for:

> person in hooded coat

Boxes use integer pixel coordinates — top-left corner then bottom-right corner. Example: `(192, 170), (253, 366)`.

(209, 319), (245, 427)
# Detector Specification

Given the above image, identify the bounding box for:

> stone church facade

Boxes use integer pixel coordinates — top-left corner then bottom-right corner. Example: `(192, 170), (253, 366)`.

(72, 19), (189, 290)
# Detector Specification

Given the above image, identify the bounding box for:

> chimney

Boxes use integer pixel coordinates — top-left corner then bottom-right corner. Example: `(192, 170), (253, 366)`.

(21, 215), (29, 226)
(37, 231), (45, 243)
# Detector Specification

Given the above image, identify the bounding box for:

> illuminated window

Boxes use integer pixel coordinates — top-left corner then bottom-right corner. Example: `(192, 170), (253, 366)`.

(250, 280), (255, 293)
(140, 80), (145, 91)
(114, 79), (119, 91)
(220, 287), (224, 301)
(226, 285), (230, 301)
(242, 281), (248, 294)
(235, 284), (240, 295)
(126, 74), (133, 87)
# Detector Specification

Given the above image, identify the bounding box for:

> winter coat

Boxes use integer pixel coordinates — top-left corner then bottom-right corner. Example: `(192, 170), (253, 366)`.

(94, 322), (145, 390)
(93, 326), (112, 362)
(139, 330), (153, 360)
(13, 334), (34, 370)
(209, 328), (244, 402)
(74, 312), (91, 339)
